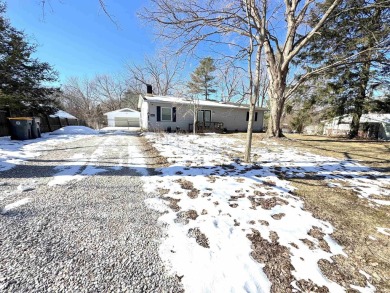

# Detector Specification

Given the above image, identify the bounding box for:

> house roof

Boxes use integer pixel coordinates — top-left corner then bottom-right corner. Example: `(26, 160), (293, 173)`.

(139, 95), (268, 111)
(50, 110), (77, 119)
(104, 108), (140, 115)
(323, 113), (390, 124)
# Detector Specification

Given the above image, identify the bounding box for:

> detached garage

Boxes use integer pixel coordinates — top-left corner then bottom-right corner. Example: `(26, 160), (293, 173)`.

(104, 108), (140, 127)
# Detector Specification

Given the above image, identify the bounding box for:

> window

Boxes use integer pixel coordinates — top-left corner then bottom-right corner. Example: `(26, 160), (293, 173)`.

(246, 111), (258, 121)
(157, 106), (176, 122)
(198, 110), (211, 122)
(161, 107), (172, 121)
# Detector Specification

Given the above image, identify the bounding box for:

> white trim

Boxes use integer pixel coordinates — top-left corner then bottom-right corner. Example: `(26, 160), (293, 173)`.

(142, 95), (268, 111)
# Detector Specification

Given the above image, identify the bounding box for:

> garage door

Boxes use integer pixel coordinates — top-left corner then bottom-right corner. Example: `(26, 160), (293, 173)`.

(114, 117), (140, 127)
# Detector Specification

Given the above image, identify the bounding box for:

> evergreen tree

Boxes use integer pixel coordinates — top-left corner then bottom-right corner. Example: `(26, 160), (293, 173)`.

(0, 2), (59, 115)
(297, 0), (389, 138)
(369, 94), (390, 113)
(188, 57), (216, 100)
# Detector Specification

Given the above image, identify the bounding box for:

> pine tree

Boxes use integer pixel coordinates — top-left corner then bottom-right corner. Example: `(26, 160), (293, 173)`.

(187, 57), (216, 100)
(0, 2), (59, 115)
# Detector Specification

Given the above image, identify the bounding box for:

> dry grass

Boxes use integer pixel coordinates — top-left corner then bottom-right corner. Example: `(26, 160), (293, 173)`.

(247, 229), (295, 293)
(231, 133), (390, 170)
(187, 227), (210, 248)
(282, 134), (390, 170)
(229, 133), (390, 290)
(139, 136), (169, 170)
(290, 179), (390, 290)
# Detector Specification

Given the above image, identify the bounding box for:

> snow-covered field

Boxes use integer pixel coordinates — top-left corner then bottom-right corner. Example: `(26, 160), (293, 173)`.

(144, 133), (387, 292)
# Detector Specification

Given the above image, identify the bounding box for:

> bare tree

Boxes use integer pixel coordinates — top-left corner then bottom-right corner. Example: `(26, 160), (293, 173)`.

(126, 53), (183, 96)
(61, 74), (137, 128)
(217, 62), (249, 103)
(257, 56), (269, 108)
(93, 74), (127, 111)
(61, 77), (102, 128)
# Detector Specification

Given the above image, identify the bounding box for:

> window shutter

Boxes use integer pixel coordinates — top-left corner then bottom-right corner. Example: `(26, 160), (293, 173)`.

(255, 112), (258, 121)
(157, 106), (161, 121)
(246, 111), (249, 121)
(172, 107), (176, 122)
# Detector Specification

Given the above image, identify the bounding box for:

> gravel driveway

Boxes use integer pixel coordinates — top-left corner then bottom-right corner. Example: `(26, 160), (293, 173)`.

(0, 130), (182, 292)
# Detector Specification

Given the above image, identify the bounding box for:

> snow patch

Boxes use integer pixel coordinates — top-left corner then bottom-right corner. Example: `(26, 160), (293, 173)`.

(17, 184), (35, 192)
(0, 133), (94, 172)
(377, 227), (390, 236)
(51, 126), (98, 135)
(1, 197), (31, 214)
(50, 110), (77, 119)
(350, 282), (376, 293)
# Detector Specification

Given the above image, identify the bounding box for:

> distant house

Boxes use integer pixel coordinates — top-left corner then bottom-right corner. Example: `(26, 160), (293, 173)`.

(303, 124), (323, 135)
(322, 113), (390, 140)
(137, 94), (267, 132)
(104, 108), (140, 127)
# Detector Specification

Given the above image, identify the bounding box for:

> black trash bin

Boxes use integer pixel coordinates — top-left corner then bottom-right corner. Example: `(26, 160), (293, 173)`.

(31, 117), (41, 138)
(8, 117), (33, 140)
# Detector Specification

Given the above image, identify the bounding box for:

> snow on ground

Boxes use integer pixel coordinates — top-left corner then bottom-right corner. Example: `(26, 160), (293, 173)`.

(51, 126), (98, 135)
(0, 128), (97, 172)
(48, 132), (116, 186)
(47, 153), (87, 186)
(376, 227), (390, 236)
(0, 197), (31, 214)
(253, 140), (390, 206)
(48, 129), (147, 185)
(144, 133), (381, 292)
(99, 126), (140, 132)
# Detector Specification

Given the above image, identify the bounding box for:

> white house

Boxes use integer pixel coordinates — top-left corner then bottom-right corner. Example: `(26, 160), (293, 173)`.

(138, 95), (267, 132)
(104, 108), (140, 127)
(322, 113), (390, 140)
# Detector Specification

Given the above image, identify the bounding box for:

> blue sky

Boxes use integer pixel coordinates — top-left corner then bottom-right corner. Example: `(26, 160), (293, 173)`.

(5, 0), (156, 85)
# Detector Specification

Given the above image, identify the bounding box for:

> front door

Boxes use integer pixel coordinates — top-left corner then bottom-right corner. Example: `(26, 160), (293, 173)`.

(197, 110), (211, 127)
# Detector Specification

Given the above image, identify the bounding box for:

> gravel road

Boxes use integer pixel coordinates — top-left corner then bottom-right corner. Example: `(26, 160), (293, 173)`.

(0, 130), (182, 292)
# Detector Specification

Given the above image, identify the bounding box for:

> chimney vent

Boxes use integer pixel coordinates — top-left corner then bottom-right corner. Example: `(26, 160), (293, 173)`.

(146, 84), (153, 95)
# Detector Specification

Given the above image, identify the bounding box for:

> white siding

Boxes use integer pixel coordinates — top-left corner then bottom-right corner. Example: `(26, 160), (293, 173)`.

(146, 102), (193, 131)
(146, 102), (264, 132)
(212, 108), (263, 131)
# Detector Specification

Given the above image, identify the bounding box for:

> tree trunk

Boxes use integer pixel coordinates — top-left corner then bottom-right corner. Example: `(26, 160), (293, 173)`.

(244, 31), (262, 162)
(266, 71), (286, 138)
(349, 41), (374, 138)
(349, 68), (368, 139)
(193, 102), (198, 135)
(244, 101), (256, 162)
(267, 97), (285, 137)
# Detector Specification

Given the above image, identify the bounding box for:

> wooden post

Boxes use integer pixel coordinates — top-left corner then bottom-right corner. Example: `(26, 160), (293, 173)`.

(58, 116), (62, 128)
(66, 118), (69, 126)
